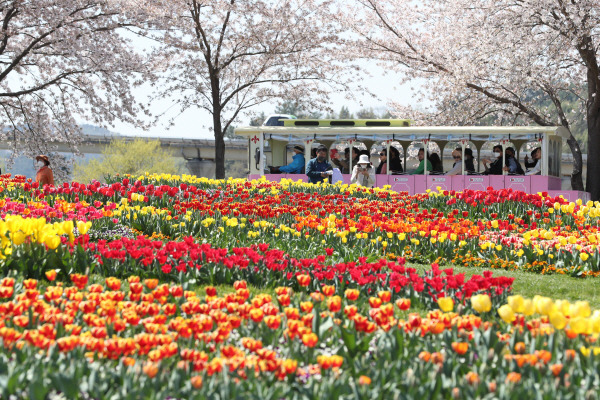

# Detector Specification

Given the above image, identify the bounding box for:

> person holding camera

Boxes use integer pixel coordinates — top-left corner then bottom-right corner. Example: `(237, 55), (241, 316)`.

(351, 154), (375, 188)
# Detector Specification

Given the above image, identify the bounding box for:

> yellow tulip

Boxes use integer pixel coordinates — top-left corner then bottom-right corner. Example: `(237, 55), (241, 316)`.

(62, 220), (74, 235)
(76, 221), (92, 235)
(498, 304), (516, 323)
(570, 317), (589, 335)
(437, 297), (454, 312)
(45, 235), (61, 250)
(471, 294), (492, 313)
(10, 231), (26, 246)
(522, 299), (535, 316)
(507, 295), (525, 313)
(570, 301), (591, 318)
(549, 311), (567, 330)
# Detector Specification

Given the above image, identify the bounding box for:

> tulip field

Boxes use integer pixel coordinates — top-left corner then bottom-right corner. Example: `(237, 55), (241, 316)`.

(2, 174), (600, 399)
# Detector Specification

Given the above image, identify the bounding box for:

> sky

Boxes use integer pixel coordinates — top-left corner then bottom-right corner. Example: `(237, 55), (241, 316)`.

(108, 63), (415, 140)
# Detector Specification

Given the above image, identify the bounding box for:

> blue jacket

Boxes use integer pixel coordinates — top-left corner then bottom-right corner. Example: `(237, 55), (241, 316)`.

(306, 157), (332, 184)
(279, 153), (305, 174)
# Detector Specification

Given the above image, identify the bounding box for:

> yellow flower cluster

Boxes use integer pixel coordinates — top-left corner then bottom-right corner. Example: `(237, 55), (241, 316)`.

(498, 295), (600, 334)
(0, 215), (91, 258)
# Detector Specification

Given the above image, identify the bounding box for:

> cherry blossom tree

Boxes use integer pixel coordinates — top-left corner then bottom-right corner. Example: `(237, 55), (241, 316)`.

(346, 0), (599, 197)
(130, 0), (355, 179)
(0, 0), (148, 179)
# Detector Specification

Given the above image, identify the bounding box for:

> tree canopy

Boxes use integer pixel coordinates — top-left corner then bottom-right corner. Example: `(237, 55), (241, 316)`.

(346, 0), (599, 196)
(72, 139), (187, 183)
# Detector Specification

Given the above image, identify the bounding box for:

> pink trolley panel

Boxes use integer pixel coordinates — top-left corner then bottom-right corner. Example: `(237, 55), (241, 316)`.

(505, 176), (531, 193)
(427, 176), (451, 192)
(390, 175), (414, 195)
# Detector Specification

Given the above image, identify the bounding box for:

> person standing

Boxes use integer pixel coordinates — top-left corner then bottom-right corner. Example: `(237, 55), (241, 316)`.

(35, 155), (54, 186)
(306, 146), (333, 184)
(351, 154), (376, 187)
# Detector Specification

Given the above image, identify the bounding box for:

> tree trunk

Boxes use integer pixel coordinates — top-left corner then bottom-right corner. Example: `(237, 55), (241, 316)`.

(566, 133), (584, 191)
(213, 110), (226, 179)
(586, 107), (600, 200)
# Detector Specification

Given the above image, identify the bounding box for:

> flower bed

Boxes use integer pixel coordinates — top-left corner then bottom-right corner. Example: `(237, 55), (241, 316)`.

(1, 173), (600, 398)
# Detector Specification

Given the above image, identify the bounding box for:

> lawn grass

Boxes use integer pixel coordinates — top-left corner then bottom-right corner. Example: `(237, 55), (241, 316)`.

(190, 266), (600, 309)
(409, 263), (600, 309)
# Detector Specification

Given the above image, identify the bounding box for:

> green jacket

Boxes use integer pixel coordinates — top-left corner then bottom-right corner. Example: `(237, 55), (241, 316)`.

(410, 160), (432, 175)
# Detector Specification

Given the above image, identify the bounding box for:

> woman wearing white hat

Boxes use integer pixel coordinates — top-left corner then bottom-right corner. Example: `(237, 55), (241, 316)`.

(350, 154), (376, 188)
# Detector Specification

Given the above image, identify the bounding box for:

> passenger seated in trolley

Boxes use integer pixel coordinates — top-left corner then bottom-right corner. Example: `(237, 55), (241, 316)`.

(446, 148), (476, 175)
(503, 147), (524, 174)
(376, 147), (403, 174)
(269, 145), (305, 174)
(332, 147), (359, 174)
(525, 147), (542, 175)
(409, 148), (433, 175)
(428, 152), (444, 174)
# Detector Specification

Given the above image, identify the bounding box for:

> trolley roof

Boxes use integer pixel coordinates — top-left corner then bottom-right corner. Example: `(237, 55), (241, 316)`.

(234, 119), (569, 142)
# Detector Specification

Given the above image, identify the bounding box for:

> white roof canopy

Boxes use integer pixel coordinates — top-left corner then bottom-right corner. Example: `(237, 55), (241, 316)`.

(234, 125), (569, 142)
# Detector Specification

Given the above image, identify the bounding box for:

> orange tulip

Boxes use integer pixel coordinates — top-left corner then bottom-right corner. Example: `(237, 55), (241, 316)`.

(377, 290), (391, 303)
(345, 289), (360, 301)
(550, 363), (563, 377)
(358, 375), (371, 385)
(327, 296), (342, 313)
(322, 285), (335, 297)
(344, 305), (358, 318)
(277, 294), (291, 307)
(451, 342), (469, 355)
(281, 359), (298, 374)
(296, 274), (311, 287)
(143, 362), (158, 378)
(301, 332), (318, 347)
(233, 280), (247, 290)
(505, 372), (521, 383)
(514, 342), (526, 354)
(105, 277), (121, 291)
(300, 301), (314, 313)
(144, 279), (158, 290)
(395, 298), (411, 311)
(191, 375), (203, 389)
(368, 297), (382, 308)
(0, 286), (14, 299)
(465, 371), (479, 386)
(45, 270), (57, 281)
(264, 315), (281, 330)
(23, 279), (37, 289)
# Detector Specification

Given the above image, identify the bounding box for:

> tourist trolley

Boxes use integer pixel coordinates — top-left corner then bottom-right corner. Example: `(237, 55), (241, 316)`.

(234, 119), (589, 201)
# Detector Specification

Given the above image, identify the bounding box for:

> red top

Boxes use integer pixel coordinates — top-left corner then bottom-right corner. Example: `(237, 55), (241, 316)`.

(36, 166), (55, 186)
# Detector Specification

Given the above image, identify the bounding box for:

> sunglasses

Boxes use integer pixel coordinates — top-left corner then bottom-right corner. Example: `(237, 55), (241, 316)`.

(453, 156), (461, 160)
(379, 153), (386, 156)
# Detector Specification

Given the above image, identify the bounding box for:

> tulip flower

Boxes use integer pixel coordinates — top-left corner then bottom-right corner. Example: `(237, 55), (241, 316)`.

(498, 305), (516, 323)
(471, 294), (491, 313)
(437, 297), (454, 313)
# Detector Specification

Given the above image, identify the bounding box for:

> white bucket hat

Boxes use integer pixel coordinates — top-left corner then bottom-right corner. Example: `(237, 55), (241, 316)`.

(357, 154), (371, 165)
